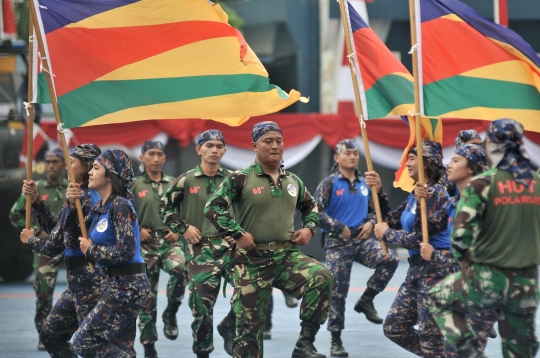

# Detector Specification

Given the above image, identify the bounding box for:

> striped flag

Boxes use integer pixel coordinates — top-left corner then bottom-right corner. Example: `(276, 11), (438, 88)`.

(417, 0), (540, 133)
(32, 0), (305, 128)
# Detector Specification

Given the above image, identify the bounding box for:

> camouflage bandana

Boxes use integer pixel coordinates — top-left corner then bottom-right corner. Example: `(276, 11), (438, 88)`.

(251, 121), (282, 142)
(334, 139), (358, 154)
(195, 129), (225, 146)
(70, 144), (101, 163)
(45, 148), (65, 162)
(487, 118), (532, 185)
(141, 140), (165, 154)
(455, 144), (488, 169)
(96, 150), (135, 201)
(410, 141), (444, 169)
(455, 129), (482, 148)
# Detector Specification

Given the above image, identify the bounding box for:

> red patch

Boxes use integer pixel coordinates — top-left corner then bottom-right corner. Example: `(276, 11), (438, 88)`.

(41, 194), (49, 201)
(336, 189), (345, 196)
(190, 186), (201, 194)
(138, 190), (148, 198)
(252, 186), (264, 195)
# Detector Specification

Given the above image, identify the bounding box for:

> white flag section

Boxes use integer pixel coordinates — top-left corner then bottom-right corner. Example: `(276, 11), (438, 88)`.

(30, 27), (38, 104)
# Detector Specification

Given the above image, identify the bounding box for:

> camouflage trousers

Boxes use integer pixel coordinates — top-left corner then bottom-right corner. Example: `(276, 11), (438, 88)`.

(187, 238), (234, 354)
(138, 239), (186, 345)
(73, 271), (150, 357)
(324, 236), (399, 332)
(40, 265), (102, 358)
(232, 245), (333, 358)
(429, 263), (539, 358)
(383, 250), (458, 357)
(33, 252), (63, 332)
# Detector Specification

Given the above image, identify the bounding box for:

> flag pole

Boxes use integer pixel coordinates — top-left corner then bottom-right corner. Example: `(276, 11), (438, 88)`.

(338, 0), (388, 254)
(409, 0), (429, 244)
(28, 0), (94, 269)
(25, 21), (35, 230)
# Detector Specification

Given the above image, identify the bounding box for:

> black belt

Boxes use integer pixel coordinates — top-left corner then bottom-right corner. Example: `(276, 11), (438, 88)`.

(107, 263), (147, 278)
(65, 256), (87, 270)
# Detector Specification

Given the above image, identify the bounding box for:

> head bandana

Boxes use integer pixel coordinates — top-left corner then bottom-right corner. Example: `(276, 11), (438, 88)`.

(455, 144), (488, 169)
(141, 140), (165, 154)
(455, 129), (482, 148)
(70, 144), (101, 163)
(487, 118), (532, 185)
(409, 141), (444, 169)
(195, 130), (225, 147)
(252, 121), (282, 142)
(45, 148), (65, 162)
(96, 150), (135, 201)
(335, 139), (358, 154)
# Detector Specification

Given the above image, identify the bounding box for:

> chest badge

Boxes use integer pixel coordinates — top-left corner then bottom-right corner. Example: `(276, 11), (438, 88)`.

(361, 186), (369, 196)
(96, 218), (108, 232)
(287, 184), (297, 197)
(336, 189), (344, 196)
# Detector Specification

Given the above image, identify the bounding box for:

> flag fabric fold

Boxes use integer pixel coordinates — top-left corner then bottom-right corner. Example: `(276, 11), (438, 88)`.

(344, 1), (415, 119)
(418, 0), (540, 133)
(32, 0), (303, 128)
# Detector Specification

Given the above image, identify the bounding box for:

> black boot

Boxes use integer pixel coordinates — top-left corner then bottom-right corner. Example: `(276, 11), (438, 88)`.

(456, 339), (487, 358)
(291, 322), (326, 358)
(143, 343), (158, 358)
(217, 308), (235, 356)
(197, 354), (209, 358)
(354, 288), (383, 324)
(162, 300), (181, 340)
(263, 312), (272, 340)
(330, 331), (348, 357)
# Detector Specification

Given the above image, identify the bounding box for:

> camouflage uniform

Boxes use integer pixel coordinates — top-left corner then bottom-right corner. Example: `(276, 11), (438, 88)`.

(9, 178), (68, 333)
(205, 161), (333, 358)
(316, 169), (398, 332)
(160, 165), (233, 354)
(71, 150), (150, 357)
(132, 171), (186, 346)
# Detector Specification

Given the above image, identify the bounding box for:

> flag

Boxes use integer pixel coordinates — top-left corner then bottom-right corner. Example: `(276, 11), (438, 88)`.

(393, 115), (442, 192)
(418, 0), (540, 133)
(32, 0), (305, 129)
(344, 1), (414, 119)
(19, 122), (50, 167)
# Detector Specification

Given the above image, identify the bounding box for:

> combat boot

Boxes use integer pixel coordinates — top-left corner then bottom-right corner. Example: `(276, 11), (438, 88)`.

(162, 300), (181, 340)
(263, 312), (273, 340)
(143, 343), (158, 358)
(354, 288), (383, 324)
(217, 308), (235, 356)
(197, 355), (209, 358)
(330, 331), (348, 357)
(291, 321), (326, 358)
(455, 339), (487, 358)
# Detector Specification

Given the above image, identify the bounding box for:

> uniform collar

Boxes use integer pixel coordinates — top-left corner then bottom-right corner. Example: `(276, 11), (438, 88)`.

(94, 193), (117, 214)
(193, 165), (225, 177)
(141, 171), (170, 184)
(45, 178), (69, 188)
(336, 169), (362, 182)
(254, 161), (288, 177)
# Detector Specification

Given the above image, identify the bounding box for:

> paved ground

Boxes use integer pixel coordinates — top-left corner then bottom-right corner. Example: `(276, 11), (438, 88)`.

(1, 259), (538, 357)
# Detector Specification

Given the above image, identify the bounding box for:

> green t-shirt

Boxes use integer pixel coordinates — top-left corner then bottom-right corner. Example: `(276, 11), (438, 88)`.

(131, 172), (175, 232)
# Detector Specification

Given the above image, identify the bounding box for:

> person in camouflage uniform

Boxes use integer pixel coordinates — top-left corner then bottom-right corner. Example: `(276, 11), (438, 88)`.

(132, 140), (187, 358)
(205, 121), (333, 358)
(159, 130), (235, 358)
(416, 143), (498, 355)
(371, 141), (459, 357)
(20, 144), (102, 357)
(315, 139), (399, 357)
(9, 148), (68, 350)
(72, 149), (150, 357)
(428, 119), (540, 358)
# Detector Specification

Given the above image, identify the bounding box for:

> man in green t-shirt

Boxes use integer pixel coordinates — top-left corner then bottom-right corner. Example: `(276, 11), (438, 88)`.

(160, 130), (235, 358)
(205, 121), (333, 358)
(132, 140), (187, 358)
(429, 119), (540, 358)
(9, 148), (68, 351)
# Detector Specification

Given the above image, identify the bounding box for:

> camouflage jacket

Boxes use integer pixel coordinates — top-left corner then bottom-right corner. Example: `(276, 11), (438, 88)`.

(204, 162), (318, 240)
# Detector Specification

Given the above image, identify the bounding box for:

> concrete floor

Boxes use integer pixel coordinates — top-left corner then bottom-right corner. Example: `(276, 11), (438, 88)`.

(1, 260), (538, 358)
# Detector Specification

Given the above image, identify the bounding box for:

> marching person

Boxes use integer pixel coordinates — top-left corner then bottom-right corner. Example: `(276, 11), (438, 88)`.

(159, 130), (235, 358)
(445, 130), (484, 197)
(9, 148), (68, 350)
(71, 149), (150, 357)
(132, 140), (187, 358)
(19, 144), (102, 357)
(205, 121), (333, 358)
(370, 141), (457, 357)
(416, 143), (498, 354)
(429, 119), (540, 357)
(315, 139), (399, 357)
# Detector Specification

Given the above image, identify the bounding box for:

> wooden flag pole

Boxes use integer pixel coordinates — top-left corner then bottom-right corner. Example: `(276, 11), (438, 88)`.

(409, 0), (429, 244)
(338, 0), (388, 254)
(25, 21), (35, 230)
(28, 0), (94, 269)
